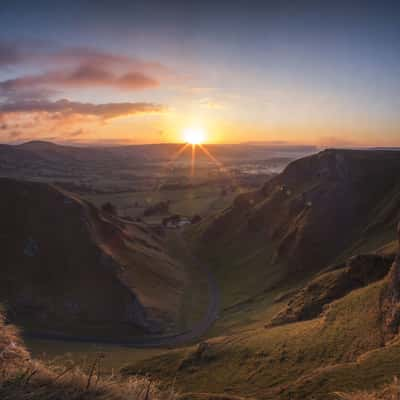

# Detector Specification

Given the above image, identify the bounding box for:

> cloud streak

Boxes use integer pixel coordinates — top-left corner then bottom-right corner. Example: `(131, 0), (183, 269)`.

(0, 66), (159, 95)
(0, 41), (169, 72)
(0, 40), (170, 143)
(0, 42), (23, 66)
(0, 99), (165, 119)
(0, 40), (171, 98)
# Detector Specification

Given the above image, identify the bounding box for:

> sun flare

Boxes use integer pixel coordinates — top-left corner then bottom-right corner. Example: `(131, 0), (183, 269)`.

(183, 127), (206, 145)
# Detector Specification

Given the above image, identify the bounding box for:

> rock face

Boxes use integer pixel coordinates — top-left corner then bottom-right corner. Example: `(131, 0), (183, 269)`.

(178, 341), (217, 370)
(202, 150), (400, 277)
(0, 178), (186, 337)
(382, 222), (400, 340)
(269, 253), (394, 326)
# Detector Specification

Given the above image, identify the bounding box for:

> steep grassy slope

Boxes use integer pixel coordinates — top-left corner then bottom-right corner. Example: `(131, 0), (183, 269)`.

(269, 253), (394, 326)
(336, 379), (400, 399)
(190, 150), (400, 312)
(123, 151), (400, 399)
(0, 178), (187, 338)
(125, 236), (400, 399)
(124, 278), (394, 399)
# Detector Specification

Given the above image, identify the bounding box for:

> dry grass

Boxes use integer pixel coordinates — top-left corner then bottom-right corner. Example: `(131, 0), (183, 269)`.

(335, 377), (400, 399)
(1, 307), (177, 400)
(0, 362), (176, 400)
(0, 305), (30, 371)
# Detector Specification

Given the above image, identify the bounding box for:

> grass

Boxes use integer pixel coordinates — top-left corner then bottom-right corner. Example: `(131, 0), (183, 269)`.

(23, 230), (213, 375)
(26, 338), (171, 374)
(5, 150), (400, 399)
(85, 185), (237, 222)
(1, 306), (177, 400)
(185, 213), (315, 338)
(1, 358), (176, 400)
(165, 232), (211, 332)
(335, 377), (400, 399)
(123, 280), (390, 399)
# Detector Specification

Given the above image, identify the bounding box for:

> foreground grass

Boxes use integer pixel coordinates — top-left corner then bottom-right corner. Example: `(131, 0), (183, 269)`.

(0, 308), (176, 400)
(123, 281), (400, 399)
(1, 365), (174, 400)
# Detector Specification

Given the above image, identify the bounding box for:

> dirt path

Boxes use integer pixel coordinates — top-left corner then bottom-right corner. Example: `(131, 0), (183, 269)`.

(26, 231), (220, 348)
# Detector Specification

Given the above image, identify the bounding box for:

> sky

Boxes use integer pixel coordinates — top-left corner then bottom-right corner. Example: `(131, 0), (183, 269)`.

(0, 0), (399, 146)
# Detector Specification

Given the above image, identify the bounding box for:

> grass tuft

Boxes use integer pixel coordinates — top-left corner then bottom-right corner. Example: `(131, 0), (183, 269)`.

(335, 377), (400, 399)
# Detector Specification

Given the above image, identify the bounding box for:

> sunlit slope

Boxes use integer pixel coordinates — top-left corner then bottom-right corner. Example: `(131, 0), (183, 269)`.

(124, 279), (389, 398)
(125, 150), (400, 399)
(0, 178), (186, 338)
(191, 150), (400, 310)
(125, 243), (400, 399)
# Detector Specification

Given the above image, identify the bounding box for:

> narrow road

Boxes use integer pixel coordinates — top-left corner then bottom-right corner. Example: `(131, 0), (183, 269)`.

(26, 231), (220, 348)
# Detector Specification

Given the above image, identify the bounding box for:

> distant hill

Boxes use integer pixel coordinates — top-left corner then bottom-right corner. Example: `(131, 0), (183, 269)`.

(0, 140), (315, 165)
(18, 140), (130, 163)
(0, 144), (45, 166)
(0, 178), (186, 338)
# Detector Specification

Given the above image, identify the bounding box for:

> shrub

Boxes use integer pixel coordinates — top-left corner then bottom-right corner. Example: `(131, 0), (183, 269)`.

(101, 202), (117, 215)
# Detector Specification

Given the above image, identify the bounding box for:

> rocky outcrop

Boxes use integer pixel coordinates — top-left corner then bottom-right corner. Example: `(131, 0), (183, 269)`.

(178, 342), (217, 371)
(202, 150), (400, 279)
(269, 253), (393, 326)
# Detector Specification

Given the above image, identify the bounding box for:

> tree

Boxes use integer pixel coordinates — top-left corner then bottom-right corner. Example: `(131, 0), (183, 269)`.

(191, 215), (202, 224)
(101, 202), (116, 215)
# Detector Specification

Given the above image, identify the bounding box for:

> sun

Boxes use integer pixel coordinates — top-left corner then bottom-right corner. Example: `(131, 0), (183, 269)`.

(183, 127), (205, 145)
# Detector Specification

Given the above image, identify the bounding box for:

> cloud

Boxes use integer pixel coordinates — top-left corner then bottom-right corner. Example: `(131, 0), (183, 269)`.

(318, 135), (359, 147)
(0, 99), (165, 119)
(0, 41), (169, 74)
(48, 47), (170, 75)
(0, 65), (159, 96)
(0, 42), (22, 66)
(0, 40), (171, 99)
(7, 130), (23, 139)
(199, 98), (224, 109)
(0, 41), (170, 142)
(64, 129), (84, 138)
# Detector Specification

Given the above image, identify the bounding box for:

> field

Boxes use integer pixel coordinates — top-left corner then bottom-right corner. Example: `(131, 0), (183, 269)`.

(85, 184), (239, 222)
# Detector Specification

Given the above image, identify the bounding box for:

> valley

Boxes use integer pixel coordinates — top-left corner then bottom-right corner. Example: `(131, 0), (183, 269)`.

(1, 143), (400, 399)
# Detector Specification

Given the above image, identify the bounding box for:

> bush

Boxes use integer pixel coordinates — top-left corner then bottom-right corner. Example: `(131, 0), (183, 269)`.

(143, 201), (170, 217)
(101, 202), (116, 215)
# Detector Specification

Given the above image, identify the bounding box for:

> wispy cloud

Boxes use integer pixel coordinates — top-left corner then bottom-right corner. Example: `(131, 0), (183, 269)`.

(0, 40), (172, 99)
(0, 40), (170, 142)
(0, 99), (165, 119)
(199, 97), (224, 109)
(0, 40), (169, 72)
(0, 42), (23, 66)
(0, 67), (159, 96)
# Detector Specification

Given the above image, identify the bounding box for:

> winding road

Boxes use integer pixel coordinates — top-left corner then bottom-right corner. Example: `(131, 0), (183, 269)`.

(26, 232), (220, 348)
